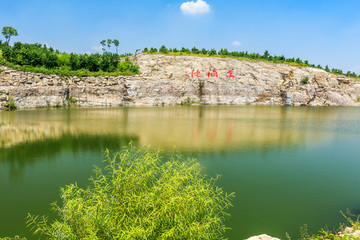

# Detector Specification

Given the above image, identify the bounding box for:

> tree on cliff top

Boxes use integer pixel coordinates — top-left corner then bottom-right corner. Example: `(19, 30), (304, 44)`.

(2, 26), (18, 45)
(113, 39), (119, 54)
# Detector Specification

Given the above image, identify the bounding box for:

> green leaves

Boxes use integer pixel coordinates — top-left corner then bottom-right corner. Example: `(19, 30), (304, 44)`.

(1, 26), (18, 45)
(27, 145), (235, 239)
(0, 41), (139, 76)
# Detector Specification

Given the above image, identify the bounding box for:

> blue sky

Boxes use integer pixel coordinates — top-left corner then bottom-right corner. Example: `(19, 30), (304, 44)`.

(1, 0), (360, 73)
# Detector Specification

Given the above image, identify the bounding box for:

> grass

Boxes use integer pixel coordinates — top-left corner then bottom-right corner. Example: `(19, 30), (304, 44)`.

(179, 97), (197, 106)
(26, 145), (235, 240)
(3, 96), (17, 111)
(66, 95), (78, 108)
(289, 211), (360, 240)
(146, 51), (312, 68)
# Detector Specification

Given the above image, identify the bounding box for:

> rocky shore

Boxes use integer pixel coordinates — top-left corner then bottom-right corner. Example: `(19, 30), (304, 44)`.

(1, 54), (360, 109)
(0, 87), (9, 107)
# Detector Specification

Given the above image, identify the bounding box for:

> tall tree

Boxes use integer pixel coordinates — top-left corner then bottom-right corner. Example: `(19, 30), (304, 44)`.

(100, 40), (106, 51)
(107, 39), (112, 52)
(2, 26), (18, 45)
(263, 50), (270, 59)
(113, 39), (119, 54)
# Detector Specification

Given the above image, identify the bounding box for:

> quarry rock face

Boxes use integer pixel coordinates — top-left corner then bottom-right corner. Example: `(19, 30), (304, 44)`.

(1, 54), (360, 108)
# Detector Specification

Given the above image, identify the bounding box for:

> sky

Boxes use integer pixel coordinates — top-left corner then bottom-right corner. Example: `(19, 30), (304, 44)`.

(1, 0), (360, 74)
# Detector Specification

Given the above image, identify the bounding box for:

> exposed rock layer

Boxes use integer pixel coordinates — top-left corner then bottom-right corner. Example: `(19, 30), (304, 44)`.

(0, 87), (9, 107)
(1, 54), (360, 109)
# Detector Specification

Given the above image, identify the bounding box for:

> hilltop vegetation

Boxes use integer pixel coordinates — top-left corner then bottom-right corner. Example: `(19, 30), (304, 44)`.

(0, 26), (139, 77)
(143, 45), (360, 79)
(0, 41), (139, 77)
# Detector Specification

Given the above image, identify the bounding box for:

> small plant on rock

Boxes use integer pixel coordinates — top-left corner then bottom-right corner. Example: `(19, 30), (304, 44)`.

(67, 95), (77, 107)
(180, 97), (195, 106)
(301, 76), (309, 85)
(4, 97), (17, 111)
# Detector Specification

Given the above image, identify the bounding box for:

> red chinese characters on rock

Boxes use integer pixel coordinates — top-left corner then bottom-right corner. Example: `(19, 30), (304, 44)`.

(226, 69), (235, 79)
(190, 69), (236, 79)
(208, 69), (218, 78)
(191, 69), (201, 78)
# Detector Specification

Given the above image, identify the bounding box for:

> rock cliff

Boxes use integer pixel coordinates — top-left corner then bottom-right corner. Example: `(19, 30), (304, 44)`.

(1, 53), (360, 109)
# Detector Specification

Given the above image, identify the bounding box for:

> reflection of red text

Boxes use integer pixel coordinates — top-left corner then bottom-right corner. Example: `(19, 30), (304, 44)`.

(207, 122), (218, 142)
(227, 121), (233, 142)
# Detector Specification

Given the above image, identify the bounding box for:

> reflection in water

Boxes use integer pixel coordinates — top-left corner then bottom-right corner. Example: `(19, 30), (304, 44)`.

(0, 134), (138, 180)
(2, 106), (356, 151)
(1, 106), (360, 239)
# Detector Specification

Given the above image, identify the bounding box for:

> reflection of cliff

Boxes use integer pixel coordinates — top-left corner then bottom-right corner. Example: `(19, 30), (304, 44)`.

(0, 134), (139, 179)
(2, 106), (357, 153)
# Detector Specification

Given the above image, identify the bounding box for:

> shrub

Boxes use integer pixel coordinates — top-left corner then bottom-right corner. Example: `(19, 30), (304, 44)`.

(27, 145), (234, 240)
(149, 47), (158, 53)
(301, 76), (309, 84)
(159, 45), (168, 54)
(4, 97), (17, 111)
(67, 95), (77, 107)
(0, 41), (139, 76)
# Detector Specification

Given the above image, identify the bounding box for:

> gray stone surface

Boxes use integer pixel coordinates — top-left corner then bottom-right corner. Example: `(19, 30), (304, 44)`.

(338, 227), (360, 238)
(247, 234), (281, 240)
(1, 53), (360, 109)
(0, 87), (9, 109)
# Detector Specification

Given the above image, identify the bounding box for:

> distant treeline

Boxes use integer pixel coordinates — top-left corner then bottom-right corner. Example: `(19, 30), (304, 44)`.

(143, 45), (360, 79)
(0, 41), (139, 77)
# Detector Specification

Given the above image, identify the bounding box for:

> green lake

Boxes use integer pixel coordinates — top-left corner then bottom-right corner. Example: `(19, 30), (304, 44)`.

(1, 106), (360, 239)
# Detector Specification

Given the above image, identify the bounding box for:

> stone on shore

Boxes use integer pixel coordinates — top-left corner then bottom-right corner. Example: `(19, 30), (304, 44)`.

(247, 234), (281, 240)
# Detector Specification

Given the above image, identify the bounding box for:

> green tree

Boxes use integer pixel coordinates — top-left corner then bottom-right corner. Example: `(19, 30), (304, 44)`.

(149, 47), (158, 53)
(208, 48), (217, 56)
(2, 26), (18, 45)
(107, 39), (112, 52)
(191, 47), (200, 54)
(113, 39), (119, 54)
(159, 45), (168, 54)
(263, 50), (270, 59)
(100, 40), (106, 51)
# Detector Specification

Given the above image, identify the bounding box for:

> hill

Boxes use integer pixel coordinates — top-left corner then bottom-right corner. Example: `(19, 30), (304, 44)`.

(1, 53), (360, 109)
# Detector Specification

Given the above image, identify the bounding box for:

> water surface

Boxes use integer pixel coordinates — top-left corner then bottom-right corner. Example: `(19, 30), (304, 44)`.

(1, 106), (360, 239)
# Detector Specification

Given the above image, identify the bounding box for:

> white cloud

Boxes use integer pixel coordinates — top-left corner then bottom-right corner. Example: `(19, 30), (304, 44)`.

(180, 0), (210, 15)
(231, 41), (242, 47)
(91, 45), (103, 52)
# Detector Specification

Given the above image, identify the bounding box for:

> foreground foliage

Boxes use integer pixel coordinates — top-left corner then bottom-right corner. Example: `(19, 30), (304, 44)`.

(294, 211), (360, 240)
(27, 146), (234, 239)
